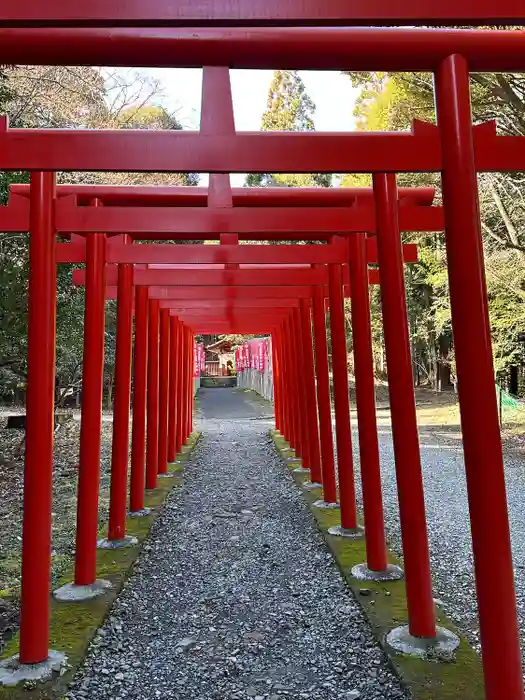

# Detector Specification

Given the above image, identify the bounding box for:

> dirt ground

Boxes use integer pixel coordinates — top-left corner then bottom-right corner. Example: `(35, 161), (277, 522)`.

(0, 413), (114, 654)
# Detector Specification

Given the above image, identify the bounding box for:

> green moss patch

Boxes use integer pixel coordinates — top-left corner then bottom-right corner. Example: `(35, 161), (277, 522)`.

(0, 434), (201, 700)
(270, 430), (485, 700)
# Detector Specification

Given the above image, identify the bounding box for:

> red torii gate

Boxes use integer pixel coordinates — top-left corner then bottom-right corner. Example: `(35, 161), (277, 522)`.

(47, 179), (428, 622)
(6, 177), (424, 600)
(54, 182), (434, 654)
(0, 14), (521, 700)
(2, 0), (524, 25)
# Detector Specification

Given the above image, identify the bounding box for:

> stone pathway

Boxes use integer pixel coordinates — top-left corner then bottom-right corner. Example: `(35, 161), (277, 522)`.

(69, 388), (409, 700)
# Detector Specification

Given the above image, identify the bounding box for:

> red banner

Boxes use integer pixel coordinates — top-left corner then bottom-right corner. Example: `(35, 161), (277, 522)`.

(257, 341), (265, 373)
(236, 341), (272, 372)
(194, 343), (199, 377)
(194, 342), (205, 377)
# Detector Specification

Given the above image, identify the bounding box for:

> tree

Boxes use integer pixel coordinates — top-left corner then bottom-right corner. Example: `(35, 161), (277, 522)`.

(345, 68), (525, 388)
(0, 66), (198, 404)
(343, 72), (449, 389)
(84, 105), (199, 187)
(246, 70), (332, 188)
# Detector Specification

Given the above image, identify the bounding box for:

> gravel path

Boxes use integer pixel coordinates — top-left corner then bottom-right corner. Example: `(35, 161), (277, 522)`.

(351, 412), (525, 658)
(69, 389), (409, 700)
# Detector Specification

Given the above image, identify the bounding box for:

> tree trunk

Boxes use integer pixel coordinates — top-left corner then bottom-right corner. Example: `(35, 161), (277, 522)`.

(509, 365), (519, 395)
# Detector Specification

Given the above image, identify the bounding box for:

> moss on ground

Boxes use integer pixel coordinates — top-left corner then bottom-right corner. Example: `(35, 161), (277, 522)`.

(270, 430), (485, 700)
(0, 434), (201, 700)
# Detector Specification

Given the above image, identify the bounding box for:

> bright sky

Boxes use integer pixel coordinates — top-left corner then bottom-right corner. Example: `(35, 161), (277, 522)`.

(145, 68), (359, 186)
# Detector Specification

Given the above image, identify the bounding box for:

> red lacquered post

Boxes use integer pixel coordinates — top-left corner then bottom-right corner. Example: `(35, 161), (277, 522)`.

(348, 234), (388, 572)
(188, 330), (194, 436)
(146, 298), (160, 489)
(328, 259), (358, 530)
(184, 327), (193, 442)
(279, 323), (291, 445)
(436, 54), (523, 699)
(290, 311), (302, 460)
(296, 307), (313, 469)
(294, 307), (312, 468)
(19, 172), (56, 665)
(271, 333), (282, 433)
(287, 313), (301, 454)
(281, 323), (294, 443)
(167, 315), (179, 462)
(107, 255), (134, 542)
(373, 173), (435, 637)
(130, 285), (148, 512)
(157, 308), (170, 474)
(287, 313), (303, 459)
(312, 285), (337, 504)
(274, 328), (286, 438)
(300, 299), (322, 483)
(180, 325), (188, 443)
(176, 319), (184, 453)
(277, 330), (291, 440)
(75, 200), (106, 583)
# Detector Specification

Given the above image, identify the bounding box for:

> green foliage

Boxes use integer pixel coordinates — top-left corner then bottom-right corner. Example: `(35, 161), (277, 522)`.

(246, 70), (332, 189)
(262, 71), (315, 131)
(0, 67), (198, 404)
(345, 69), (525, 387)
(218, 334), (260, 345)
(98, 104), (199, 187)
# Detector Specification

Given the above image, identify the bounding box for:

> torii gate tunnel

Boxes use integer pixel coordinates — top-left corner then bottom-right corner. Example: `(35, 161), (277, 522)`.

(0, 4), (524, 698)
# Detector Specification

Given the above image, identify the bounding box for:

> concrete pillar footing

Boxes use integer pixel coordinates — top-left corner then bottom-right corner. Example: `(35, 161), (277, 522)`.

(97, 535), (138, 550)
(386, 625), (460, 659)
(328, 525), (364, 539)
(302, 481), (323, 490)
(53, 579), (112, 602)
(312, 500), (340, 510)
(128, 508), (152, 518)
(292, 470), (310, 478)
(0, 651), (67, 686)
(351, 563), (404, 582)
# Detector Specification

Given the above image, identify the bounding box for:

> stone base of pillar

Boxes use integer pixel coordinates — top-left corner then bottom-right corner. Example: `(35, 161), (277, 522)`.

(351, 563), (404, 582)
(327, 525), (364, 539)
(53, 579), (112, 602)
(386, 625), (459, 659)
(97, 535), (138, 549)
(128, 508), (152, 518)
(0, 650), (67, 686)
(302, 481), (323, 490)
(313, 500), (340, 510)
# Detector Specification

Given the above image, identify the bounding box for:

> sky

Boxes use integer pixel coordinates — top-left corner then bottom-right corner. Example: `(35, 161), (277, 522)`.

(144, 68), (359, 186)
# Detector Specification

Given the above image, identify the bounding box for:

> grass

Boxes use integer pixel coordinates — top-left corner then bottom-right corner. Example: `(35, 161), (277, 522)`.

(373, 386), (525, 454)
(0, 433), (201, 700)
(271, 430), (486, 700)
